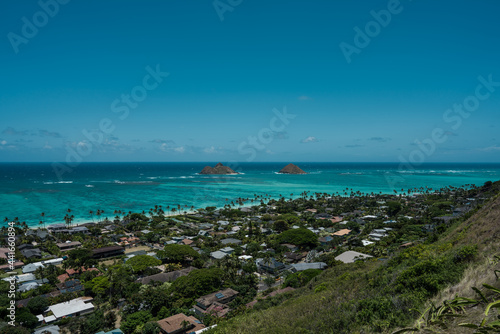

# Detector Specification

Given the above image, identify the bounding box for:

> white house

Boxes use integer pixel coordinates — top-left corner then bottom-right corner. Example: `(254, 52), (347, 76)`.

(42, 297), (95, 320)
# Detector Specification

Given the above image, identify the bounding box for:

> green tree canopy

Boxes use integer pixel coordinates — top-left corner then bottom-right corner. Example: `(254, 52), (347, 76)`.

(157, 244), (200, 264)
(84, 275), (110, 296)
(386, 201), (402, 217)
(277, 228), (319, 249)
(170, 268), (224, 306)
(64, 248), (96, 272)
(27, 295), (49, 314)
(120, 311), (152, 334)
(126, 255), (161, 273)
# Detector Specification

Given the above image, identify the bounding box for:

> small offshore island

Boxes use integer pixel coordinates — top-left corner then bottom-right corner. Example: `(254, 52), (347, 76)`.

(199, 163), (239, 175)
(278, 163), (307, 174)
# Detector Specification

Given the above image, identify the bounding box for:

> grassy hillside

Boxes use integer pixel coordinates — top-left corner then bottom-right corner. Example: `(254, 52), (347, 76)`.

(206, 185), (500, 334)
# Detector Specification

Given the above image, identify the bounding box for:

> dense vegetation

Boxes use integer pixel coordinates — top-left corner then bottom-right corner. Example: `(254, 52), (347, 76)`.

(1, 181), (500, 333)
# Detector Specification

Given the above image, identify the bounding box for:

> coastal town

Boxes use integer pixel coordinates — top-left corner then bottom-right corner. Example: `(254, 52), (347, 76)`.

(0, 180), (494, 334)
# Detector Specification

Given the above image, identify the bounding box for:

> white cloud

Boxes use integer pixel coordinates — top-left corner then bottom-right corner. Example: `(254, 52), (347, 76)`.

(298, 95), (311, 101)
(204, 146), (217, 154)
(479, 145), (500, 151)
(0, 140), (6, 145)
(174, 146), (185, 153)
(301, 136), (318, 143)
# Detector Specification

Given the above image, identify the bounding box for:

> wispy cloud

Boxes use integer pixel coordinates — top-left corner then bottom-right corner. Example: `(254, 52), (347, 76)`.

(203, 146), (218, 154)
(273, 131), (289, 140)
(150, 139), (175, 145)
(345, 144), (364, 148)
(39, 129), (62, 138)
(2, 127), (28, 136)
(479, 145), (500, 152)
(2, 127), (62, 138)
(368, 137), (391, 143)
(301, 136), (318, 143)
(298, 95), (312, 101)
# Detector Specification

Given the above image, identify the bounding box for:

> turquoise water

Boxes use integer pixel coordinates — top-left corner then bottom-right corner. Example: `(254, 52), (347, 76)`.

(1, 162), (499, 228)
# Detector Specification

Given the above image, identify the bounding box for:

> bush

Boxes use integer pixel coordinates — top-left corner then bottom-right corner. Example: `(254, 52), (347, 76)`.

(277, 228), (318, 249)
(284, 269), (322, 288)
(27, 295), (49, 314)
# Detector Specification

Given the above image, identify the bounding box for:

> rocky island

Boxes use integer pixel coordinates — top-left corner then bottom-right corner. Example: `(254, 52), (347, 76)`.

(278, 163), (307, 174)
(199, 162), (239, 175)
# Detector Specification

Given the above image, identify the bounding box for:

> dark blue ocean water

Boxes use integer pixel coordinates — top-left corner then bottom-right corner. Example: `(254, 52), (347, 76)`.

(1, 162), (499, 228)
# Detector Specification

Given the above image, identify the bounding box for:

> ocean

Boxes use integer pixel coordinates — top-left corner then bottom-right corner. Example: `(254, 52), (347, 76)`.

(1, 162), (499, 228)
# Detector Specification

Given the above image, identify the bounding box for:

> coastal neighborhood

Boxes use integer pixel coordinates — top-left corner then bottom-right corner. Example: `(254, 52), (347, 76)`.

(0, 181), (491, 334)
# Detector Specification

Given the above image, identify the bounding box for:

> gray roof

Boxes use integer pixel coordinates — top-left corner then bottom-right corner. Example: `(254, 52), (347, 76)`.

(335, 251), (373, 264)
(210, 250), (229, 260)
(47, 297), (94, 319)
(219, 247), (234, 253)
(221, 238), (242, 245)
(22, 262), (44, 273)
(291, 262), (327, 271)
(33, 325), (61, 334)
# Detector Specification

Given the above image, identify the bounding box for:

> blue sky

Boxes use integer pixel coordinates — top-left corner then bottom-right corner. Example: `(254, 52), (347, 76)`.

(1, 0), (500, 163)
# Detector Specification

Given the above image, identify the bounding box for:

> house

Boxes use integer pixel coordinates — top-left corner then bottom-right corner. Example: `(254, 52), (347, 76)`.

(92, 246), (124, 259)
(0, 248), (9, 259)
(335, 251), (373, 264)
(56, 279), (84, 294)
(198, 223), (213, 230)
(65, 267), (99, 276)
(318, 236), (333, 246)
(332, 229), (351, 237)
(291, 262), (327, 272)
(57, 241), (82, 252)
(198, 230), (211, 237)
(42, 297), (94, 320)
(137, 267), (197, 285)
(330, 216), (343, 224)
(18, 279), (49, 292)
(70, 226), (90, 235)
(221, 238), (242, 245)
(193, 288), (239, 317)
(284, 252), (306, 263)
(219, 247), (234, 254)
(210, 250), (229, 260)
(47, 224), (67, 233)
(42, 258), (63, 266)
(0, 261), (24, 271)
(22, 262), (44, 274)
(21, 248), (42, 259)
(157, 313), (205, 334)
(362, 240), (374, 246)
(256, 258), (286, 274)
(33, 325), (61, 334)
(96, 329), (124, 334)
(181, 238), (194, 246)
(315, 213), (332, 219)
(368, 233), (386, 241)
(26, 229), (49, 240)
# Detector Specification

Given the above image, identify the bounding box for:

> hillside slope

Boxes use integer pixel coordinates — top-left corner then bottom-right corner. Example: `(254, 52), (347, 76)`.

(207, 188), (500, 334)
